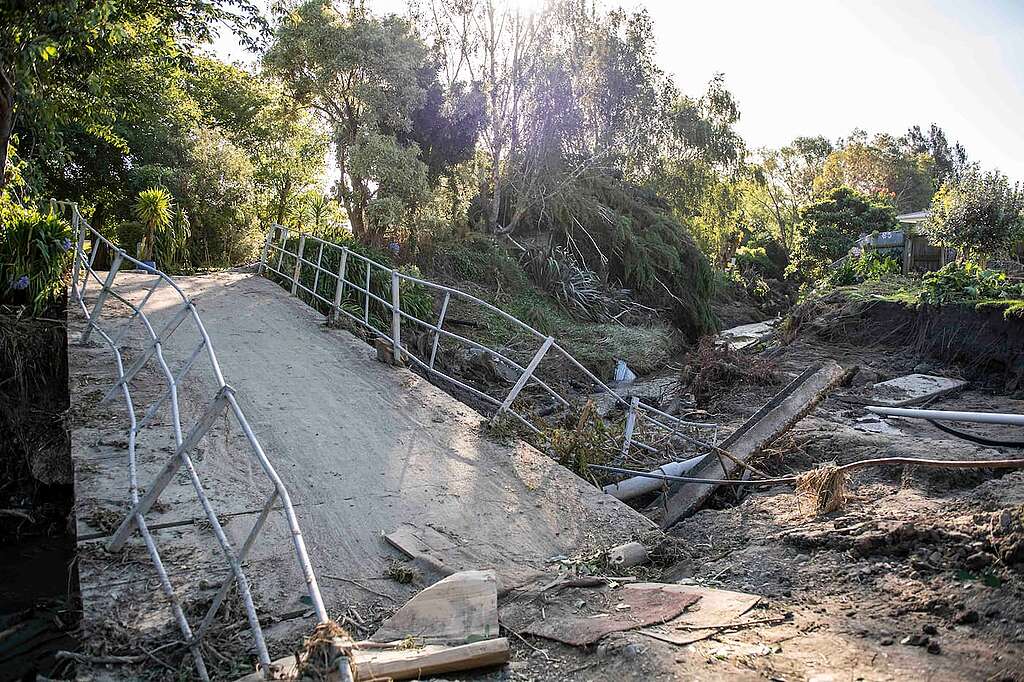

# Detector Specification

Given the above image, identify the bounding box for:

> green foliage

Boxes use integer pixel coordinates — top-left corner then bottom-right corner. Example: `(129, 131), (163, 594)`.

(789, 186), (897, 281)
(733, 246), (774, 276)
(923, 168), (1024, 262)
(496, 172), (716, 339)
(0, 201), (72, 313)
(825, 251), (901, 287)
(920, 262), (1024, 307)
(815, 130), (936, 212)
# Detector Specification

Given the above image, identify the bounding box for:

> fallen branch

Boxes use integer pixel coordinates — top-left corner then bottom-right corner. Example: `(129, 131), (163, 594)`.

(55, 651), (147, 665)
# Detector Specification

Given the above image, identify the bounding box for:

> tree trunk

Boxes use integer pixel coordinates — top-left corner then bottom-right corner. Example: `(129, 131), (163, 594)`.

(275, 175), (292, 226)
(0, 74), (15, 190)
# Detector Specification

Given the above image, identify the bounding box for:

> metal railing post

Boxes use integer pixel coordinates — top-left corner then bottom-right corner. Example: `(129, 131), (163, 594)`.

(428, 291), (450, 370)
(257, 225), (274, 276)
(70, 205), (85, 302)
(363, 261), (371, 324)
(291, 234), (305, 295)
(621, 397), (640, 457)
(107, 387), (233, 551)
(312, 241), (325, 300)
(80, 253), (124, 344)
(331, 247), (349, 323)
(494, 336), (554, 418)
(391, 270), (402, 363)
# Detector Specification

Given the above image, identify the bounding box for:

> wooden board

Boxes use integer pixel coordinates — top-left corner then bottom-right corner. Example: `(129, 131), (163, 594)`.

(634, 584), (760, 645)
(235, 638), (510, 681)
(370, 570), (498, 645)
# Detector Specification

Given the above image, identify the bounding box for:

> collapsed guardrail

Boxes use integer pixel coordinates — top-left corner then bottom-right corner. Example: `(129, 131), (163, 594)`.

(58, 201), (330, 680)
(258, 224), (718, 463)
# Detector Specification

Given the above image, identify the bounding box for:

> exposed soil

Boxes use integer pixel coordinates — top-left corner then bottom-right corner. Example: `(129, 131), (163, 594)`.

(489, 305), (1024, 681)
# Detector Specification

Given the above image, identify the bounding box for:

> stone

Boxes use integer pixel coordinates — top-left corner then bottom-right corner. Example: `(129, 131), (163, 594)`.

(900, 634), (928, 647)
(922, 624), (938, 635)
(954, 609), (980, 625)
(965, 552), (992, 571)
(880, 637), (894, 646)
(926, 641), (942, 655)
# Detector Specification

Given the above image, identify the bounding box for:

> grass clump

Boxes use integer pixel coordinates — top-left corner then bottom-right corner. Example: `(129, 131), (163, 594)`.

(796, 463), (848, 515)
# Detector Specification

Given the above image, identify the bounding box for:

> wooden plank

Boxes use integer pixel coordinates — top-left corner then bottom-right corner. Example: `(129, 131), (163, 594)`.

(370, 570), (498, 645)
(657, 361), (848, 528)
(236, 638), (510, 681)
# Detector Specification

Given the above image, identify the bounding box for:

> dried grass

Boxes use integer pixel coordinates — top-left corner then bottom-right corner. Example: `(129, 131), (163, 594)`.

(293, 620), (354, 680)
(795, 463), (849, 515)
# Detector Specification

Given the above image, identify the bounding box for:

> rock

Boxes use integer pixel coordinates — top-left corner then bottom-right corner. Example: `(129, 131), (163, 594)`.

(954, 609), (980, 625)
(621, 643), (646, 660)
(964, 552), (992, 571)
(928, 551), (943, 565)
(922, 624), (938, 635)
(900, 634), (928, 647)
(927, 641), (942, 655)
(880, 637), (894, 646)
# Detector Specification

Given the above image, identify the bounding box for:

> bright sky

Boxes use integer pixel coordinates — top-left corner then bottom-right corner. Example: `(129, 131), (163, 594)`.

(213, 0), (1024, 181)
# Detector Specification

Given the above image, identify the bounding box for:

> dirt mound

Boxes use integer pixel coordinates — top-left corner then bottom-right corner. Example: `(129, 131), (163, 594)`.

(788, 294), (1024, 391)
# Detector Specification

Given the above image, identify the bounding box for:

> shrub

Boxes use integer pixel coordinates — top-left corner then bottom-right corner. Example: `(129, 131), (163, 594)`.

(0, 203), (73, 313)
(134, 188), (173, 262)
(790, 186), (896, 281)
(924, 169), (1024, 262)
(920, 261), (1024, 306)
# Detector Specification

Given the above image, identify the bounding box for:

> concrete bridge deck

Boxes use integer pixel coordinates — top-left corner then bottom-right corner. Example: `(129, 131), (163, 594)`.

(69, 269), (651, 675)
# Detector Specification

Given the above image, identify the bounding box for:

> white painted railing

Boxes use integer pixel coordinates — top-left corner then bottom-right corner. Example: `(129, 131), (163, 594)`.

(58, 202), (336, 681)
(259, 224), (719, 463)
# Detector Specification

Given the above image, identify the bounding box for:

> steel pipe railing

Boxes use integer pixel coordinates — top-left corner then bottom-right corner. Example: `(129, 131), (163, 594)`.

(258, 224), (719, 466)
(57, 201), (329, 681)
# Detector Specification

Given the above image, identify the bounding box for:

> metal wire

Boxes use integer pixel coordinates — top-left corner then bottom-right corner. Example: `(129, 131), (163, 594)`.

(59, 201), (328, 680)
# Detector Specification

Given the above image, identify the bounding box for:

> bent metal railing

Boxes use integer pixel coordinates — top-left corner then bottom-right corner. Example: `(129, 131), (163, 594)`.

(258, 224), (719, 463)
(57, 201), (331, 681)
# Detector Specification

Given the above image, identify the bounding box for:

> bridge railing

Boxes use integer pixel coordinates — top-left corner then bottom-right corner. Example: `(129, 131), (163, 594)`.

(258, 224), (719, 465)
(57, 201), (332, 681)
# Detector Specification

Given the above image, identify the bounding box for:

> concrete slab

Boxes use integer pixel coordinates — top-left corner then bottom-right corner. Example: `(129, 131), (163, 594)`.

(869, 373), (967, 407)
(69, 270), (652, 673)
(717, 319), (779, 351)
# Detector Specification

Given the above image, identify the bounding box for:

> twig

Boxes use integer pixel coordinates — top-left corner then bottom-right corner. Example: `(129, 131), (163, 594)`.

(0, 508), (34, 522)
(55, 651), (146, 665)
(322, 575), (397, 602)
(672, 613), (792, 632)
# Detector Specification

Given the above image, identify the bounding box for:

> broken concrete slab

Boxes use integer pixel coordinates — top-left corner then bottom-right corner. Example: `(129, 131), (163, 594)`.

(655, 361), (849, 528)
(869, 373), (967, 407)
(718, 318), (779, 351)
(370, 570), (498, 645)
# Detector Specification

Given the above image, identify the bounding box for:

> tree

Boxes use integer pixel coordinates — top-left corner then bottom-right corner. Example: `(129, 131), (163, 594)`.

(265, 0), (430, 244)
(0, 0), (266, 190)
(923, 169), (1024, 262)
(744, 136), (833, 258)
(903, 123), (969, 185)
(791, 186), (897, 279)
(816, 130), (934, 212)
